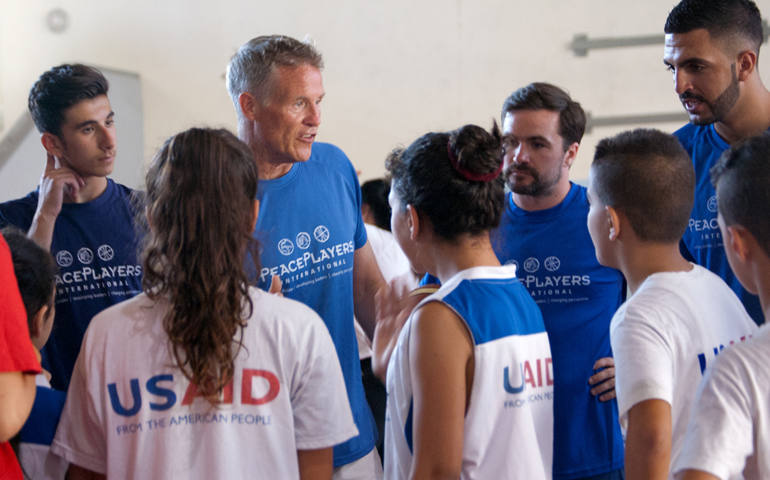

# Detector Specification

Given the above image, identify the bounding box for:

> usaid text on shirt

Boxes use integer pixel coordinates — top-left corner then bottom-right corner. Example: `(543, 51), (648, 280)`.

(107, 369), (281, 436)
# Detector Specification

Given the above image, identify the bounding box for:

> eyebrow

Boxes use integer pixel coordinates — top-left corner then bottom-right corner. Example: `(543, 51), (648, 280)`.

(663, 57), (709, 67)
(525, 135), (551, 144)
(74, 111), (115, 129)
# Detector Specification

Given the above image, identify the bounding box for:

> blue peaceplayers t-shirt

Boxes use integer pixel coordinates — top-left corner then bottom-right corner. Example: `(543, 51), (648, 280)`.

(491, 183), (626, 479)
(252, 142), (377, 467)
(0, 179), (143, 390)
(674, 123), (763, 325)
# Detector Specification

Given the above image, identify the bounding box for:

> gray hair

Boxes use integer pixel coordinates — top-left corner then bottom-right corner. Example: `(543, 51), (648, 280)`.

(226, 35), (323, 117)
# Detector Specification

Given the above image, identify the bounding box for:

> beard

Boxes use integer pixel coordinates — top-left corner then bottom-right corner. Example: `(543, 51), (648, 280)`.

(505, 163), (562, 197)
(681, 64), (740, 126)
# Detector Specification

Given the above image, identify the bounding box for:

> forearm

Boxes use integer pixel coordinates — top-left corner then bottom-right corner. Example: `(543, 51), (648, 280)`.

(353, 243), (385, 339)
(372, 323), (400, 382)
(0, 371), (37, 441)
(27, 211), (57, 251)
(354, 281), (380, 340)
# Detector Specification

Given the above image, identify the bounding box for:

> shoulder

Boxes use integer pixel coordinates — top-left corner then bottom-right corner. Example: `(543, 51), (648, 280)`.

(410, 300), (473, 356)
(107, 179), (143, 205)
(0, 191), (39, 229)
(248, 287), (330, 339)
(309, 142), (356, 175)
(613, 283), (679, 332)
(84, 293), (155, 343)
(672, 123), (700, 150)
(311, 142), (348, 160)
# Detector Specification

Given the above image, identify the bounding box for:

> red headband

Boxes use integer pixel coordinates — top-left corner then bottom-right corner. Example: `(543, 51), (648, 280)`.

(447, 142), (503, 182)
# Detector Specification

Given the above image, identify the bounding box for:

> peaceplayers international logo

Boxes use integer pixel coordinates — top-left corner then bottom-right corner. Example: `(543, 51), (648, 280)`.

(544, 256), (561, 272)
(523, 257), (540, 273)
(97, 244), (115, 261)
(277, 239), (295, 256)
(313, 225), (330, 243)
(77, 247), (94, 265)
(277, 225), (330, 256)
(56, 250), (73, 267)
(707, 195), (718, 213)
(296, 232), (311, 250)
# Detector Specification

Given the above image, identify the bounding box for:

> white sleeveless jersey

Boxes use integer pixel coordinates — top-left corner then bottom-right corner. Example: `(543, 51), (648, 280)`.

(384, 265), (554, 479)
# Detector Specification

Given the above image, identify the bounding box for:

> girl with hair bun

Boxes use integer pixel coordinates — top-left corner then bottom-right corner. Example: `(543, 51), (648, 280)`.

(52, 128), (357, 480)
(375, 124), (554, 479)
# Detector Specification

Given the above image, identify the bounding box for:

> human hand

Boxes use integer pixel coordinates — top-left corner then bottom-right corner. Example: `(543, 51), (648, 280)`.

(371, 280), (438, 381)
(35, 153), (84, 219)
(589, 356), (616, 402)
(268, 274), (283, 296)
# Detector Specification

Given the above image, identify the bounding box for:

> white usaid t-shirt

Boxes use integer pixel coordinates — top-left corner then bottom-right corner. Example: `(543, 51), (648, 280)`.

(51, 288), (358, 479)
(611, 264), (757, 478)
(674, 324), (770, 480)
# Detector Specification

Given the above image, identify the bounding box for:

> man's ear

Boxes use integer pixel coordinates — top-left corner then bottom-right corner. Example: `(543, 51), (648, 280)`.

(29, 304), (49, 339)
(406, 204), (420, 240)
(41, 133), (64, 158)
(736, 49), (757, 81)
(563, 142), (579, 169)
(238, 92), (260, 121)
(606, 205), (621, 241)
(725, 223), (752, 262)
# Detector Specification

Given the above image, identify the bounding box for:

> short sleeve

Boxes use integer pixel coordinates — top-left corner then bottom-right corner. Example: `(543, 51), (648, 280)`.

(611, 304), (674, 425)
(290, 312), (358, 450)
(0, 235), (41, 374)
(340, 151), (367, 251)
(673, 348), (755, 479)
(50, 327), (107, 474)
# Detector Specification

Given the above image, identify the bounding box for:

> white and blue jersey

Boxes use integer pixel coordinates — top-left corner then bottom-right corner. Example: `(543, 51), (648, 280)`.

(17, 377), (68, 479)
(0, 179), (143, 390)
(252, 142), (376, 467)
(674, 123), (764, 325)
(384, 265), (553, 480)
(491, 184), (625, 479)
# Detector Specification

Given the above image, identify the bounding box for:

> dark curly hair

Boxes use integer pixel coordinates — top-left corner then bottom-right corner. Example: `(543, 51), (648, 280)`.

(142, 127), (260, 404)
(387, 123), (505, 241)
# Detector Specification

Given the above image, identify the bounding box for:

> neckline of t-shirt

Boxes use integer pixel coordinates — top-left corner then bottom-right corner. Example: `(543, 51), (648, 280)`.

(705, 124), (730, 151)
(257, 161), (301, 189)
(59, 178), (117, 211)
(508, 182), (581, 220)
(441, 263), (519, 288)
(638, 262), (699, 288)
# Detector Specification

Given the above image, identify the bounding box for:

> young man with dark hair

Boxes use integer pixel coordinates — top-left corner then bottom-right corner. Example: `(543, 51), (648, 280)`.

(663, 0), (770, 325)
(492, 82), (626, 480)
(0, 64), (142, 391)
(675, 133), (770, 480)
(586, 128), (756, 480)
(227, 35), (385, 478)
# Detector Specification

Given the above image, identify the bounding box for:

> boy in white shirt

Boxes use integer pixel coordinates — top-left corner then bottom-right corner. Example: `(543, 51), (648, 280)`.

(586, 129), (757, 480)
(675, 133), (770, 479)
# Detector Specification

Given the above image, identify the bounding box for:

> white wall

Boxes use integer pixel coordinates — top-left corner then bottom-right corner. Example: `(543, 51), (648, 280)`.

(1, 0), (768, 191)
